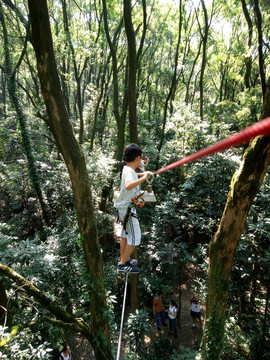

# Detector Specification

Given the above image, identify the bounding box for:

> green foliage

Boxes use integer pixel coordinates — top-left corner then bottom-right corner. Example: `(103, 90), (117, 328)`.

(170, 346), (199, 360)
(0, 0), (269, 358)
(0, 329), (53, 359)
(123, 309), (151, 359)
(222, 312), (252, 360)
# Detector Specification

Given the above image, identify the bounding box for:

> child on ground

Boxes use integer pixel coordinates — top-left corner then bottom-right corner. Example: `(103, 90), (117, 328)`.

(190, 293), (203, 331)
(58, 344), (71, 360)
(166, 299), (178, 338)
(114, 143), (153, 273)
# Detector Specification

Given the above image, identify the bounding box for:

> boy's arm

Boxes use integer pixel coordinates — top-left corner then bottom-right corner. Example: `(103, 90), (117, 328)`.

(125, 171), (152, 191)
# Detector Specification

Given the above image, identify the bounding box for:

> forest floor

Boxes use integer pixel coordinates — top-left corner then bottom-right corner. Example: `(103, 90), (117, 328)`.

(67, 264), (204, 359)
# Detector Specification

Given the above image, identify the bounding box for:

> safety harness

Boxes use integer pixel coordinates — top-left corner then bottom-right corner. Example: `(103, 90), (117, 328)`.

(117, 192), (145, 235)
(118, 179), (156, 234)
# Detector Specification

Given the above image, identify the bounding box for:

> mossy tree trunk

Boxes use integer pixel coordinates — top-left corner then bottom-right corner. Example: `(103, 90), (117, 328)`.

(27, 1), (113, 359)
(201, 79), (270, 359)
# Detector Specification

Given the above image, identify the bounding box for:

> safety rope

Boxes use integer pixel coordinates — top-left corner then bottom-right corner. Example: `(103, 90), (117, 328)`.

(116, 271), (129, 360)
(153, 116), (270, 175)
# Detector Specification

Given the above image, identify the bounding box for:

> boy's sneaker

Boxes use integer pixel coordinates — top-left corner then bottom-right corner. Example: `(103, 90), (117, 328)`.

(117, 262), (141, 274)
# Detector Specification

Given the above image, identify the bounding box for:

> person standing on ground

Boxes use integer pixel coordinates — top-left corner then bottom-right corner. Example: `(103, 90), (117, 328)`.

(166, 299), (178, 338)
(190, 293), (203, 331)
(58, 344), (71, 360)
(114, 143), (153, 273)
(153, 290), (167, 331)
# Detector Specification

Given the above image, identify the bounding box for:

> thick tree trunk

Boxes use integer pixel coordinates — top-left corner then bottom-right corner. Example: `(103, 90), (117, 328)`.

(201, 79), (270, 360)
(27, 1), (113, 359)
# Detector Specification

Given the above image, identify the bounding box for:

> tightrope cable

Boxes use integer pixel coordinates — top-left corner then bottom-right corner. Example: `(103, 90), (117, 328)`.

(153, 116), (270, 175)
(116, 272), (129, 360)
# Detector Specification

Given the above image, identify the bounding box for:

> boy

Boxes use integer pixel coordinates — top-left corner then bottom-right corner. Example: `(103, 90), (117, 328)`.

(190, 293), (203, 331)
(114, 143), (152, 273)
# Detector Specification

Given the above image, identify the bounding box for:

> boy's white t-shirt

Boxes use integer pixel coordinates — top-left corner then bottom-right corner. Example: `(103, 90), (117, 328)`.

(114, 165), (140, 214)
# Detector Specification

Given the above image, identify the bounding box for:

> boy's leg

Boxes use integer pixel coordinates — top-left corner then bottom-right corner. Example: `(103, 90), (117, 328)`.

(120, 215), (140, 265)
(120, 237), (127, 260)
(120, 244), (135, 264)
(118, 215), (140, 272)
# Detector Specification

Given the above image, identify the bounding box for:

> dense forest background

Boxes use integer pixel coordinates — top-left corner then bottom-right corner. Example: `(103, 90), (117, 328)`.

(0, 0), (269, 359)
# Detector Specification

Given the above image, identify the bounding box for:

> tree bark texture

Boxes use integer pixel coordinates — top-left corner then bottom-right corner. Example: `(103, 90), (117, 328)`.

(27, 1), (113, 358)
(201, 78), (270, 359)
(124, 0), (138, 144)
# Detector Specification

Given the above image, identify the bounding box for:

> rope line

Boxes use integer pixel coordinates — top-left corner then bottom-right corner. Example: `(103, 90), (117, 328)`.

(153, 116), (270, 175)
(116, 272), (129, 360)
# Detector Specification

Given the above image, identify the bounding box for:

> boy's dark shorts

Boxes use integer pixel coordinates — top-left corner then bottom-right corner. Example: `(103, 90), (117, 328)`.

(191, 310), (201, 318)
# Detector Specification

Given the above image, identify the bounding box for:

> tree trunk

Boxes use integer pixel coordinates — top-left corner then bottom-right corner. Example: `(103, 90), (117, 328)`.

(184, 39), (202, 104)
(27, 1), (113, 358)
(130, 248), (139, 312)
(157, 0), (182, 165)
(0, 69), (7, 119)
(199, 0), (209, 121)
(0, 3), (50, 227)
(253, 0), (266, 99)
(0, 278), (8, 321)
(249, 259), (259, 313)
(260, 276), (270, 358)
(201, 78), (270, 360)
(102, 0), (126, 160)
(124, 0), (138, 144)
(241, 0), (253, 90)
(61, 0), (87, 145)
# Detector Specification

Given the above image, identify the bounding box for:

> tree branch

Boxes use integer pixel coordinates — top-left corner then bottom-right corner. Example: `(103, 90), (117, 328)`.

(0, 263), (92, 341)
(0, 316), (84, 347)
